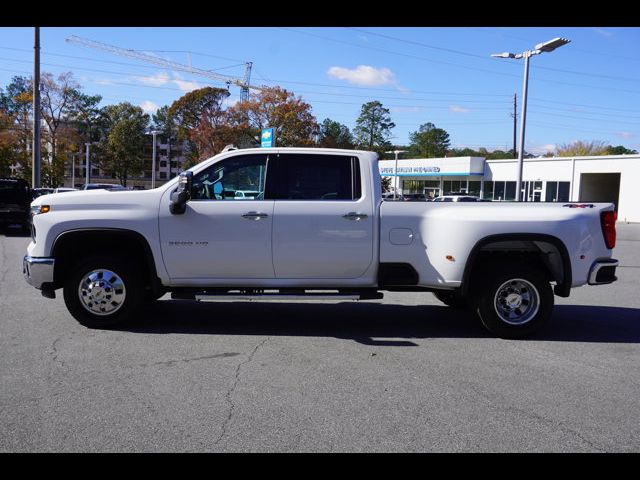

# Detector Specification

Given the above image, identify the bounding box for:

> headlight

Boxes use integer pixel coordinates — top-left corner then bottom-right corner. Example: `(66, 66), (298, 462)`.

(30, 205), (50, 216)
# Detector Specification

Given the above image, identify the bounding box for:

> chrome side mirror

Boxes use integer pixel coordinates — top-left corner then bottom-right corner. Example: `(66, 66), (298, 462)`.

(169, 171), (193, 215)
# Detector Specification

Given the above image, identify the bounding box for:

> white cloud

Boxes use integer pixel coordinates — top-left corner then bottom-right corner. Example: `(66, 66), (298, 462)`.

(593, 28), (613, 37)
(132, 71), (202, 92)
(530, 144), (557, 155)
(134, 72), (170, 87)
(172, 78), (202, 92)
(449, 105), (471, 114)
(140, 101), (159, 115)
(95, 78), (116, 86)
(389, 106), (425, 113)
(615, 131), (635, 139)
(327, 65), (397, 87)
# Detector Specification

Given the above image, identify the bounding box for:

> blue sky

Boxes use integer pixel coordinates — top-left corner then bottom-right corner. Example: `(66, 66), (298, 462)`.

(1, 26), (639, 154)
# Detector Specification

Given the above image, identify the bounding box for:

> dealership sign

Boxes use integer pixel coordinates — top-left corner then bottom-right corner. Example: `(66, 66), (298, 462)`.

(380, 166), (441, 175)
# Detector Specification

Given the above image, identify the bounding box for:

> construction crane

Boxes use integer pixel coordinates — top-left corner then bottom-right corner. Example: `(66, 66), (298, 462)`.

(66, 35), (266, 102)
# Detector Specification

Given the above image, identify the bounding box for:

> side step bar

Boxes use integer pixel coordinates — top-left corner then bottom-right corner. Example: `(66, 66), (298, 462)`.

(171, 290), (383, 302)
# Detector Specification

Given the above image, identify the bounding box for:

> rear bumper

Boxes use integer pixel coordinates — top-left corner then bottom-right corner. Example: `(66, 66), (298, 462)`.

(23, 255), (54, 290)
(588, 259), (618, 285)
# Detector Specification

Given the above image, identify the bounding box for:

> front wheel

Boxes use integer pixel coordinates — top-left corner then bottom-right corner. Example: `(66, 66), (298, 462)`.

(474, 265), (554, 339)
(63, 255), (142, 328)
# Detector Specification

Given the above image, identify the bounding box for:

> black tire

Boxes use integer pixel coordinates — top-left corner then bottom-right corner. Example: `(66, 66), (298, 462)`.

(433, 290), (468, 309)
(473, 264), (554, 339)
(63, 255), (143, 328)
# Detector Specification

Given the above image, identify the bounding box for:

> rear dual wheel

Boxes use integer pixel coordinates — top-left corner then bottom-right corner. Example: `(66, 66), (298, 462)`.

(474, 265), (554, 339)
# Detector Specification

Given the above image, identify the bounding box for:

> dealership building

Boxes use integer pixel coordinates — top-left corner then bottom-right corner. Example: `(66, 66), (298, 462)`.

(379, 154), (640, 223)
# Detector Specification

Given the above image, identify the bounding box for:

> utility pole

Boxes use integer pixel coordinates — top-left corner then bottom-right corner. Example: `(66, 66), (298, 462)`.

(32, 27), (41, 188)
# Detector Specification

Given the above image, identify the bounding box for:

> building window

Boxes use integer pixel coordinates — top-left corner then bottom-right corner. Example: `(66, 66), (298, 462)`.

(468, 181), (481, 196)
(443, 180), (465, 194)
(159, 172), (167, 179)
(483, 181), (494, 200)
(159, 161), (167, 168)
(546, 181), (557, 202)
(558, 181), (570, 202)
(544, 181), (570, 202)
(505, 182), (516, 201)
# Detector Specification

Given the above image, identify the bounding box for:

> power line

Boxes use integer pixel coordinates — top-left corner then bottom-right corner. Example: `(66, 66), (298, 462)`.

(350, 27), (640, 83)
(279, 28), (640, 95)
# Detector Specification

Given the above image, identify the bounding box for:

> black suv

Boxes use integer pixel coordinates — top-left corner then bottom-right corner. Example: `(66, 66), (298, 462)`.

(0, 177), (31, 232)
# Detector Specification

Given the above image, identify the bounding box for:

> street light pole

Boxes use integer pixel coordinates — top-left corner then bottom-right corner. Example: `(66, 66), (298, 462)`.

(150, 130), (159, 189)
(516, 51), (531, 201)
(385, 149), (407, 200)
(491, 37), (570, 202)
(85, 142), (91, 186)
(70, 153), (75, 188)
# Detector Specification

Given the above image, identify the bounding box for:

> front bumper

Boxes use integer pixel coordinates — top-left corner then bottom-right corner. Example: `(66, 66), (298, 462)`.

(588, 259), (618, 285)
(23, 255), (55, 289)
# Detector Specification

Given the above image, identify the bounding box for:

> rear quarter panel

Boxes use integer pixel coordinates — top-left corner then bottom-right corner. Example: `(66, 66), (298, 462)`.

(379, 202), (615, 289)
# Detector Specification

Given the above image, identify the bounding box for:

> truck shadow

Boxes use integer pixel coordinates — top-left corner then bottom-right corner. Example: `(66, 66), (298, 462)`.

(121, 300), (640, 345)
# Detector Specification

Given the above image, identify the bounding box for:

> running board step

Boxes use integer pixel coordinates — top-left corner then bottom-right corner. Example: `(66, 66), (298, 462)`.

(171, 291), (383, 302)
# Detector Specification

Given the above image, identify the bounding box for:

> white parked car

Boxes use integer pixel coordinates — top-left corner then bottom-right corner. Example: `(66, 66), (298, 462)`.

(433, 194), (483, 202)
(24, 148), (618, 338)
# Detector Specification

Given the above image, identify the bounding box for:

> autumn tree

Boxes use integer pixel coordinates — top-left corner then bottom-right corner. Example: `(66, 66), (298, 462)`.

(0, 111), (19, 176)
(230, 87), (319, 148)
(556, 140), (609, 157)
(353, 101), (395, 154)
(95, 103), (149, 187)
(167, 87), (238, 165)
(408, 122), (450, 158)
(318, 118), (355, 149)
(0, 76), (32, 180)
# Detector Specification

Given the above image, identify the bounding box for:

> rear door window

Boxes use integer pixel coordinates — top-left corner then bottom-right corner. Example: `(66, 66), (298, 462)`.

(271, 154), (361, 201)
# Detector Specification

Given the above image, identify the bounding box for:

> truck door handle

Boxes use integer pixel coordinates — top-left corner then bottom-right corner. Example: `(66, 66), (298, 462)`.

(242, 211), (269, 220)
(342, 212), (368, 221)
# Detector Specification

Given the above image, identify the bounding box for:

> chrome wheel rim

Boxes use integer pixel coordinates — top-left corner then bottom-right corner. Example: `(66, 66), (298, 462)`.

(78, 269), (126, 316)
(493, 278), (540, 325)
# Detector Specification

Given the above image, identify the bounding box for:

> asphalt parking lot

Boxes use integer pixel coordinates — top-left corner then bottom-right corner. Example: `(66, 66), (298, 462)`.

(1, 224), (639, 452)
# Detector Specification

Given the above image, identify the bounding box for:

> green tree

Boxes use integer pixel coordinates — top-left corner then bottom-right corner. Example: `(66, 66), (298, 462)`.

(353, 101), (395, 154)
(318, 118), (355, 149)
(408, 122), (450, 158)
(486, 150), (514, 160)
(607, 145), (638, 155)
(152, 105), (179, 177)
(95, 103), (149, 186)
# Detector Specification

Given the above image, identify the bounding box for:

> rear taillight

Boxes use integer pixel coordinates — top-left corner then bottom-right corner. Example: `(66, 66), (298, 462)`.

(600, 210), (617, 249)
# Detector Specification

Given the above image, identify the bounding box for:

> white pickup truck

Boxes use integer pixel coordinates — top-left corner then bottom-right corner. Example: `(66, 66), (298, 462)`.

(23, 147), (619, 338)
